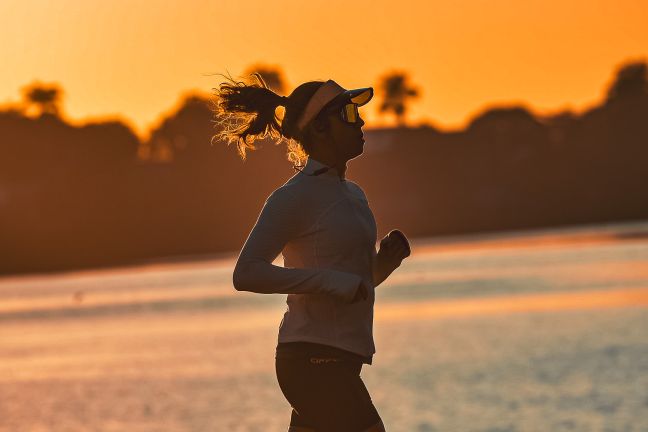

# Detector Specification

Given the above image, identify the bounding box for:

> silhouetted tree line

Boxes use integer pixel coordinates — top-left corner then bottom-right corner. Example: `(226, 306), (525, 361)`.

(1, 60), (646, 276)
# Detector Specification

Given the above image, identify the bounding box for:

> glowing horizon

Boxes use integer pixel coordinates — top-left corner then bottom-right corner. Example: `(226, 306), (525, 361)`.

(2, 0), (647, 140)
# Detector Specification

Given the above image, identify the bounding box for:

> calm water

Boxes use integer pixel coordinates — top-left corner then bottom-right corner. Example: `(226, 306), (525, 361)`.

(1, 220), (648, 431)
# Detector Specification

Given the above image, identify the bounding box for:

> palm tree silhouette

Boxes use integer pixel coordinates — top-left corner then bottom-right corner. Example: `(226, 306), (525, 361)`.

(377, 71), (420, 127)
(22, 82), (63, 117)
(21, 81), (64, 117)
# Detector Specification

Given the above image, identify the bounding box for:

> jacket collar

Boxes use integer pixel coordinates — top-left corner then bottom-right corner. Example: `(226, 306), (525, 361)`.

(303, 157), (345, 181)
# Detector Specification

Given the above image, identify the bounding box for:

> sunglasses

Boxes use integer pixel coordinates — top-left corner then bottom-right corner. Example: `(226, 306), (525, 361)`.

(321, 101), (362, 125)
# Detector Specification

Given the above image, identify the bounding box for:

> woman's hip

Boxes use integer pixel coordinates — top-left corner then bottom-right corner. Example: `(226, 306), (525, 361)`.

(274, 353), (380, 431)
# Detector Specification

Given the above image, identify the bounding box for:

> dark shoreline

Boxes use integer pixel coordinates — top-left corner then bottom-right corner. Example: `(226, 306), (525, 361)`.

(3, 218), (647, 281)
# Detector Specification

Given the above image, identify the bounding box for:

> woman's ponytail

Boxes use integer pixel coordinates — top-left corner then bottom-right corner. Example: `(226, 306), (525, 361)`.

(210, 72), (287, 161)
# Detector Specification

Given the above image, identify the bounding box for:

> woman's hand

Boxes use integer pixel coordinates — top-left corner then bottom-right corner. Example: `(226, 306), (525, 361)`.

(373, 229), (411, 286)
(378, 229), (411, 268)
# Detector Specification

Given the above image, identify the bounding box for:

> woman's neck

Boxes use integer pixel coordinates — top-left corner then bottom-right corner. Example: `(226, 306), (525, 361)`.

(309, 154), (347, 180)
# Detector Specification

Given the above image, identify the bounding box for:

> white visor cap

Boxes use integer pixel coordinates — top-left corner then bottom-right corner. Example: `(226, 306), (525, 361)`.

(296, 79), (373, 132)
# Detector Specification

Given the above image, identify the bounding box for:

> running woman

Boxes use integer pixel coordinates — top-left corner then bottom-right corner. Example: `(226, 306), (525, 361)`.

(212, 73), (411, 432)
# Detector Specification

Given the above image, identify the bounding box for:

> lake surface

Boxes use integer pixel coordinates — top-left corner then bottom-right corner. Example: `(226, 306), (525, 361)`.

(1, 220), (648, 431)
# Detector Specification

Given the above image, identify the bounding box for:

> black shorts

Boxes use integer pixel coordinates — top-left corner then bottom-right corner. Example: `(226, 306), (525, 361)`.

(275, 342), (383, 432)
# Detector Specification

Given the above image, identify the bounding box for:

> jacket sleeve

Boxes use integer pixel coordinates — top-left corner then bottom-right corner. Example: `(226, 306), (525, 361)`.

(232, 188), (362, 303)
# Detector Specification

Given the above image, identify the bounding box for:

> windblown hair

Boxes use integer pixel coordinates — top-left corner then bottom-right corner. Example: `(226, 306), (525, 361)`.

(210, 72), (327, 165)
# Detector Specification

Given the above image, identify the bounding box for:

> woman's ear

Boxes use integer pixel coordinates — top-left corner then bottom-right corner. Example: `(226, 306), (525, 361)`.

(312, 116), (328, 133)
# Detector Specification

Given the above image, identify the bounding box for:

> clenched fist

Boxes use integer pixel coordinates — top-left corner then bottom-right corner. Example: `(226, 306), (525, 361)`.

(381, 229), (411, 260)
(373, 229), (411, 286)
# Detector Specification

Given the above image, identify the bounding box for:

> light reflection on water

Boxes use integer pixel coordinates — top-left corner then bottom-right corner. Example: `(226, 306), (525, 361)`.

(1, 220), (648, 431)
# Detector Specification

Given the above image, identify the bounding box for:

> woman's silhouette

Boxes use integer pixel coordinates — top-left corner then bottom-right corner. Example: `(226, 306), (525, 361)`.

(213, 73), (411, 432)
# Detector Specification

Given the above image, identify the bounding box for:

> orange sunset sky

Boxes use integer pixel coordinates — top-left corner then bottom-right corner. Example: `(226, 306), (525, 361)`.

(2, 0), (647, 140)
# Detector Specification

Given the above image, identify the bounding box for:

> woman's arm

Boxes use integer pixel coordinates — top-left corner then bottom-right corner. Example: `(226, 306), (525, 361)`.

(372, 246), (397, 287)
(372, 229), (411, 287)
(232, 189), (362, 303)
(372, 247), (386, 287)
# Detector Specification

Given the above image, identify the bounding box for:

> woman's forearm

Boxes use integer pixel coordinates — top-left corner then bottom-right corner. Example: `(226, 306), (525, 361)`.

(372, 251), (396, 288)
(233, 257), (362, 303)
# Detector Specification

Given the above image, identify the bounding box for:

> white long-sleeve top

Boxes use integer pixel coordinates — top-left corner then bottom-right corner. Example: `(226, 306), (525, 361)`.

(232, 156), (378, 364)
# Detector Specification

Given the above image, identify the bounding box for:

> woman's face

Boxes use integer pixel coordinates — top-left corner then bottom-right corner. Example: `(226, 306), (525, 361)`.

(325, 106), (366, 161)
